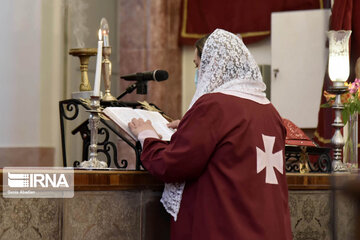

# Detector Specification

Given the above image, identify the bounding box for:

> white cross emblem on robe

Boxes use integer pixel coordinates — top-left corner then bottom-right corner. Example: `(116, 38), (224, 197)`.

(256, 134), (283, 184)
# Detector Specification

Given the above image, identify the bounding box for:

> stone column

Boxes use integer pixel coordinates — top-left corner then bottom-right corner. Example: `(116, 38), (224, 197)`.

(117, 0), (182, 119)
(116, 0), (182, 168)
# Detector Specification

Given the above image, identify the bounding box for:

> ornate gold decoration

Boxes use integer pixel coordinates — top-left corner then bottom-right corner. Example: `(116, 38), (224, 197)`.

(79, 98), (109, 120)
(299, 146), (310, 174)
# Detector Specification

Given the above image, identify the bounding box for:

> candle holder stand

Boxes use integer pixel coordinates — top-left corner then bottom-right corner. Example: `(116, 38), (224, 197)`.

(79, 96), (108, 168)
(328, 83), (348, 172)
(101, 46), (116, 102)
(69, 48), (97, 92)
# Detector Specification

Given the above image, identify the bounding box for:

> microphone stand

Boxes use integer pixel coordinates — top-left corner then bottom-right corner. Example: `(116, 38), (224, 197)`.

(136, 81), (147, 94)
(116, 83), (138, 100)
(116, 81), (147, 100)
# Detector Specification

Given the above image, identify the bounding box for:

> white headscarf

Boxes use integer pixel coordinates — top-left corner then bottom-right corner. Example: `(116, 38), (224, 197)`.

(161, 29), (269, 221)
(190, 28), (269, 107)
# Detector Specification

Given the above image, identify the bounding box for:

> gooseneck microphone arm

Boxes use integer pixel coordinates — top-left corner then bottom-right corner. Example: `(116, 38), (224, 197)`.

(116, 83), (138, 100)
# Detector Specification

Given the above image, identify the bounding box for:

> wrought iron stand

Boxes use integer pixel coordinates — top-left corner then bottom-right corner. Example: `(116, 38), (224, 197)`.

(59, 98), (143, 170)
(285, 145), (332, 173)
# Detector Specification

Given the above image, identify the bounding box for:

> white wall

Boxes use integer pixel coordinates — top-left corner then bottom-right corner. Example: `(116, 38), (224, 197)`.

(0, 0), (123, 166)
(271, 10), (330, 128)
(0, 0), (42, 146)
(0, 0), (64, 153)
(40, 1), (66, 165)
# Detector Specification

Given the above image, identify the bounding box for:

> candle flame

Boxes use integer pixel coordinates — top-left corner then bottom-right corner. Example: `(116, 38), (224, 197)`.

(100, 18), (109, 46)
(98, 29), (102, 41)
(100, 18), (109, 35)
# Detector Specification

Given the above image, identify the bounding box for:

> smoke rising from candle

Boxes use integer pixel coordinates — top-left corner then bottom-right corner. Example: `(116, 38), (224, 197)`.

(68, 0), (89, 48)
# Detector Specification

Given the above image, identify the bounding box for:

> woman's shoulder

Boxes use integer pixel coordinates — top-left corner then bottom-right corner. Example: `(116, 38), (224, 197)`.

(196, 92), (258, 105)
(185, 93), (226, 117)
(190, 93), (227, 111)
(190, 93), (242, 115)
(196, 92), (231, 103)
(193, 92), (277, 116)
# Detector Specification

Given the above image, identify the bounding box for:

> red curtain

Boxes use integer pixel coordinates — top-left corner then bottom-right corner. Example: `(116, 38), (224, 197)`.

(179, 0), (329, 45)
(314, 0), (360, 151)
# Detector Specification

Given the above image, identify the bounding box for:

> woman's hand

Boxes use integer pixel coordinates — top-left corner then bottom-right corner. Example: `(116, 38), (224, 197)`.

(128, 118), (157, 138)
(167, 119), (181, 129)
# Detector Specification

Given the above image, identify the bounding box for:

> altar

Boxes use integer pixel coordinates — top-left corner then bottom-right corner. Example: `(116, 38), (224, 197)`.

(0, 170), (357, 240)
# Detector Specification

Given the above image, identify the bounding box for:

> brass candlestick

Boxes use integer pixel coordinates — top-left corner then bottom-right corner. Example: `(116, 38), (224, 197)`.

(69, 48), (97, 91)
(101, 47), (116, 101)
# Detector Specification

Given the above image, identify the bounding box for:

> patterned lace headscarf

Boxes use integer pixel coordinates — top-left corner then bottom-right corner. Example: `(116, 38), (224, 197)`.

(161, 29), (268, 221)
(190, 28), (267, 107)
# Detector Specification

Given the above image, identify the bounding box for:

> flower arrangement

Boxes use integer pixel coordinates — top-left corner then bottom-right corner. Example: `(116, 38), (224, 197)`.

(322, 79), (360, 125)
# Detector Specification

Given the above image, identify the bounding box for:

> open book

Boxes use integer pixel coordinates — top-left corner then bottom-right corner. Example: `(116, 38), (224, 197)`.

(103, 107), (175, 141)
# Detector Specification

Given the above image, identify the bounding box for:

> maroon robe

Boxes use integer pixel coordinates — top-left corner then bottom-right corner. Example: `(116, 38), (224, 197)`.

(141, 93), (292, 240)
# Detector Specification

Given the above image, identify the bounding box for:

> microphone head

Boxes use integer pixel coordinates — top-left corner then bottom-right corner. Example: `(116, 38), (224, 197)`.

(120, 70), (169, 81)
(153, 70), (169, 81)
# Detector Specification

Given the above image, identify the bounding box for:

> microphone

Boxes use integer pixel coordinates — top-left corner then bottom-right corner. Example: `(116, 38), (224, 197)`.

(120, 70), (169, 82)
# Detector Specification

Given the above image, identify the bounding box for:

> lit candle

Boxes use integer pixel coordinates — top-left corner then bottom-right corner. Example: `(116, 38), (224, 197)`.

(328, 55), (350, 82)
(100, 18), (110, 47)
(327, 30), (352, 83)
(93, 29), (103, 96)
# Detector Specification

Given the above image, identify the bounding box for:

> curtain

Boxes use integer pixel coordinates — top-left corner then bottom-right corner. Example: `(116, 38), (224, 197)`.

(179, 0), (330, 45)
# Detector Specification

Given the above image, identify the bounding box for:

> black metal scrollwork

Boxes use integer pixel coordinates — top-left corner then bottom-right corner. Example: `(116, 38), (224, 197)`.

(59, 99), (142, 169)
(98, 127), (110, 144)
(73, 161), (81, 167)
(116, 159), (128, 169)
(285, 145), (331, 173)
(60, 99), (83, 120)
(285, 152), (300, 172)
(309, 153), (331, 173)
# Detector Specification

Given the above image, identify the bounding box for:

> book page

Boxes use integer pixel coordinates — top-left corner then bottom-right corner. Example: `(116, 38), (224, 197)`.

(103, 107), (175, 141)
(102, 107), (141, 140)
(134, 109), (175, 141)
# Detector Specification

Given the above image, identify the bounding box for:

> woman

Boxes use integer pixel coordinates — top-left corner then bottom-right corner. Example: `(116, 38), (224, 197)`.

(129, 29), (292, 240)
